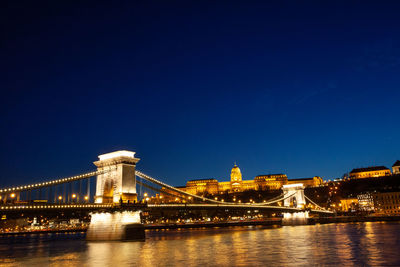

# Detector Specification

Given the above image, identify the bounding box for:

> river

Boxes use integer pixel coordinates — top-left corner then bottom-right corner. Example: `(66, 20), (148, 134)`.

(1, 222), (400, 266)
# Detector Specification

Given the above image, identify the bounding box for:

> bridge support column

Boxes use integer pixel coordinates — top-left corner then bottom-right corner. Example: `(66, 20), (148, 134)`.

(282, 211), (309, 225)
(94, 151), (140, 204)
(282, 183), (306, 208)
(86, 211), (145, 241)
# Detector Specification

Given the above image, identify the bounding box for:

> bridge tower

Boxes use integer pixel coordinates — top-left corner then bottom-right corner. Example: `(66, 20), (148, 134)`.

(93, 150), (140, 204)
(282, 183), (306, 208)
(282, 183), (309, 225)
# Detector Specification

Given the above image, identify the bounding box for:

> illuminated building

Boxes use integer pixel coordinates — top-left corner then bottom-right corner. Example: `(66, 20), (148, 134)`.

(254, 174), (288, 190)
(286, 177), (323, 187)
(349, 166), (391, 179)
(373, 192), (400, 215)
(176, 164), (322, 197)
(186, 164), (257, 194)
(393, 161), (400, 175)
(339, 198), (358, 212)
(185, 179), (219, 195)
(357, 193), (374, 211)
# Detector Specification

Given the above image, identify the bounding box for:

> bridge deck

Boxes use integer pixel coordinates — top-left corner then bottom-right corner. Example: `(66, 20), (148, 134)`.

(0, 203), (333, 214)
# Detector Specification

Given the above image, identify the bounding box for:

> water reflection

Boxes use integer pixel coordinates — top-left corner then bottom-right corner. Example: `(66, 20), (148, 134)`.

(1, 223), (400, 266)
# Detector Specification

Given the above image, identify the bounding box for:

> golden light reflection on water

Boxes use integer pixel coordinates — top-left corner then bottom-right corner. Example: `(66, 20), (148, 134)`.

(2, 223), (400, 266)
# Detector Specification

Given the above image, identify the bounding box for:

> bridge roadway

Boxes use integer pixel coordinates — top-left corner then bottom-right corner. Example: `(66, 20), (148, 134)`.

(0, 203), (333, 214)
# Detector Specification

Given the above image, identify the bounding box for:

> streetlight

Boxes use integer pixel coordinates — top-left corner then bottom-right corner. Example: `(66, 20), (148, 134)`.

(72, 194), (76, 203)
(10, 193), (16, 203)
(84, 196), (89, 202)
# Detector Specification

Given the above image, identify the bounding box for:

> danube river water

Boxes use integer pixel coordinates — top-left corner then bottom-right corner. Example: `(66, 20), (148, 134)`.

(1, 222), (400, 266)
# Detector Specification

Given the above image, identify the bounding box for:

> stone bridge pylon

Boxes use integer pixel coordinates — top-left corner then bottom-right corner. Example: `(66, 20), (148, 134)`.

(94, 150), (140, 204)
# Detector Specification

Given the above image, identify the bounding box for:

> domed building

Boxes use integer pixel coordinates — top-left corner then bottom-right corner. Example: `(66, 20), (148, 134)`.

(230, 164), (243, 191)
(170, 163), (321, 198)
(185, 164), (258, 194)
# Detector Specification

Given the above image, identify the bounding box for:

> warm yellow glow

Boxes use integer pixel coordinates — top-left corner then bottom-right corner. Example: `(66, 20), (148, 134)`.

(10, 193), (16, 198)
(231, 164), (243, 182)
(282, 183), (304, 189)
(84, 196), (89, 200)
(58, 196), (62, 200)
(98, 150), (136, 161)
(72, 194), (76, 198)
(144, 193), (148, 197)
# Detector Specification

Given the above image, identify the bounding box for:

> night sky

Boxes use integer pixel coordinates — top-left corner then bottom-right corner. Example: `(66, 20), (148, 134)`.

(1, 1), (400, 187)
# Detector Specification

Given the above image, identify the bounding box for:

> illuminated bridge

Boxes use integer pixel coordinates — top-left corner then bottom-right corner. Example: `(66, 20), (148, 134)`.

(0, 150), (333, 240)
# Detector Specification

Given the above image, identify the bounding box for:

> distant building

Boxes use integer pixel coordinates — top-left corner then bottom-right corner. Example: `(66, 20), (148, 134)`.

(185, 179), (219, 195)
(373, 192), (400, 215)
(393, 161), (400, 175)
(254, 174), (288, 190)
(185, 165), (260, 194)
(349, 166), (391, 179)
(174, 164), (321, 197)
(286, 177), (323, 187)
(339, 198), (358, 212)
(357, 193), (374, 211)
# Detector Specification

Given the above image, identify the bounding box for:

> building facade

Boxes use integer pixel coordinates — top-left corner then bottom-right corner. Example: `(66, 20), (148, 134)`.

(339, 198), (358, 212)
(373, 192), (400, 215)
(349, 166), (391, 179)
(286, 177), (323, 187)
(357, 193), (375, 211)
(254, 174), (288, 190)
(179, 164), (322, 196)
(393, 161), (400, 175)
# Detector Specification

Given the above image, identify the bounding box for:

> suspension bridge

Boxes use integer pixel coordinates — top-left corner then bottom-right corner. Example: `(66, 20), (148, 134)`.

(0, 150), (333, 240)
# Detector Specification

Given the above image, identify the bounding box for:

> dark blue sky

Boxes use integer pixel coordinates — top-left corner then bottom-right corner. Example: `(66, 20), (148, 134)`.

(1, 1), (400, 187)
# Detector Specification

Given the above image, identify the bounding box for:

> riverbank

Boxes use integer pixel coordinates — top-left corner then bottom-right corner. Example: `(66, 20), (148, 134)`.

(0, 219), (281, 236)
(310, 215), (400, 224)
(2, 216), (400, 236)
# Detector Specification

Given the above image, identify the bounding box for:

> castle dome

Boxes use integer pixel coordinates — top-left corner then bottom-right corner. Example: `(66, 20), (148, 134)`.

(230, 164), (242, 182)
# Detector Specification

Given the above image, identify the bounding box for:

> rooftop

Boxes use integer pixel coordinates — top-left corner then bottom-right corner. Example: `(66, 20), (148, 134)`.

(255, 174), (286, 177)
(350, 166), (390, 173)
(187, 178), (218, 182)
(288, 177), (317, 181)
(393, 160), (400, 167)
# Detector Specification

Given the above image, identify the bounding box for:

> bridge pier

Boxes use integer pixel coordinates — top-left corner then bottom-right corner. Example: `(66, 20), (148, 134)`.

(282, 211), (309, 225)
(86, 210), (145, 241)
(87, 150), (145, 241)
